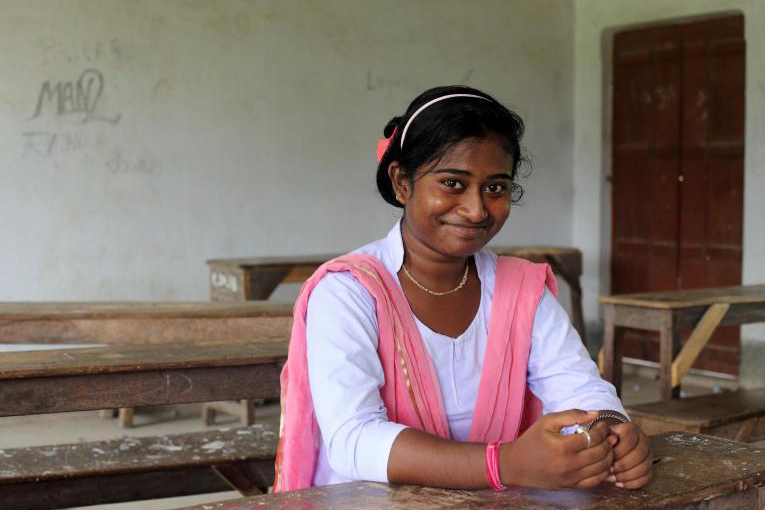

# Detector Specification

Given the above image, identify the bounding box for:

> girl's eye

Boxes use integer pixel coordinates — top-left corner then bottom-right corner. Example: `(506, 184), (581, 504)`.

(485, 183), (507, 194)
(442, 179), (464, 189)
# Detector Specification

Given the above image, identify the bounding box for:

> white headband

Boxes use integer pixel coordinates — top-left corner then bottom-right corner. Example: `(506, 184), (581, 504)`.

(399, 93), (491, 149)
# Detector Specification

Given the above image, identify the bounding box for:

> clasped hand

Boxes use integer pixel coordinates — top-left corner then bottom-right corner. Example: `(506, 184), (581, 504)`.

(501, 409), (651, 490)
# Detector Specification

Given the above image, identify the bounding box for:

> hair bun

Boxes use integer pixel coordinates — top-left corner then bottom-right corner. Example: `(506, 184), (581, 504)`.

(384, 116), (401, 138)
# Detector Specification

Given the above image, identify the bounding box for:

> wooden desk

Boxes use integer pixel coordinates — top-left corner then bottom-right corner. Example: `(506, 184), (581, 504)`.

(492, 246), (585, 343)
(0, 301), (293, 345)
(172, 432), (765, 510)
(208, 246), (586, 343)
(0, 341), (287, 417)
(599, 285), (765, 400)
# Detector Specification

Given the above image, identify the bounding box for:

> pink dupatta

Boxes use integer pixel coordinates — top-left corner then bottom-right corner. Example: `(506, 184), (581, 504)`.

(273, 253), (557, 491)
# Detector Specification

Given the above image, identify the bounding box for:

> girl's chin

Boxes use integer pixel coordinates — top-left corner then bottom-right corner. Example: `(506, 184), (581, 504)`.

(438, 239), (488, 258)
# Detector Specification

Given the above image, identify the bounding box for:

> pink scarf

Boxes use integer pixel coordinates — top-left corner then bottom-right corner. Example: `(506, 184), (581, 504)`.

(273, 254), (557, 491)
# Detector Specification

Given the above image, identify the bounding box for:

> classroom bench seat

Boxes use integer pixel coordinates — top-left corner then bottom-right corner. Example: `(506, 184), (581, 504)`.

(626, 388), (765, 443)
(0, 423), (278, 510)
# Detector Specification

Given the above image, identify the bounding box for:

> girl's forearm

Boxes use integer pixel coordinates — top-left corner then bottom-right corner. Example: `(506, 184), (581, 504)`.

(386, 427), (491, 489)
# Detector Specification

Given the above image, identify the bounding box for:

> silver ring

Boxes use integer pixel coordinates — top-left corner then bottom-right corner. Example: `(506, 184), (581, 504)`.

(575, 425), (591, 449)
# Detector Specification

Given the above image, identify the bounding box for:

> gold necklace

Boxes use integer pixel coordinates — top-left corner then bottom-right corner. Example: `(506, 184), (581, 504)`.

(402, 262), (469, 296)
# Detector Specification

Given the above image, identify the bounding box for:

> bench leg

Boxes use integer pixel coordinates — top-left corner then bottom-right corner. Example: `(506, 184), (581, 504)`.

(213, 460), (274, 496)
(119, 408), (134, 428)
(734, 417), (761, 443)
(602, 304), (623, 397)
(203, 403), (217, 426)
(241, 399), (255, 426)
(659, 310), (681, 400)
(569, 283), (587, 347)
(543, 254), (587, 347)
(202, 401), (255, 426)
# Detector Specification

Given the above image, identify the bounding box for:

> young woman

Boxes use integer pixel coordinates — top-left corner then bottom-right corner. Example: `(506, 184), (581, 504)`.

(275, 86), (651, 492)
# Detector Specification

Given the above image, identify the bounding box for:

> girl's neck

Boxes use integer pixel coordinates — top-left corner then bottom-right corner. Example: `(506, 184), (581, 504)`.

(400, 224), (470, 289)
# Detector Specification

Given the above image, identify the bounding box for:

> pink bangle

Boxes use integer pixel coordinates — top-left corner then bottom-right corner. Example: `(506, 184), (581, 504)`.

(485, 442), (507, 491)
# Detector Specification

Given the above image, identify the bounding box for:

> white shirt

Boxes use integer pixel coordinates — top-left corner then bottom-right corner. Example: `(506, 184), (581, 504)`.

(305, 221), (624, 486)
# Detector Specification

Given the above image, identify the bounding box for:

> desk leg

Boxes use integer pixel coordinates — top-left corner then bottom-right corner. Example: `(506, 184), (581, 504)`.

(602, 304), (623, 397)
(543, 255), (587, 346)
(569, 281), (587, 348)
(659, 310), (681, 400)
(246, 268), (291, 300)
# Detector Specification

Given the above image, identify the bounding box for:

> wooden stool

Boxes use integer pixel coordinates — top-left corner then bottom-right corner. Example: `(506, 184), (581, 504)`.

(626, 388), (765, 443)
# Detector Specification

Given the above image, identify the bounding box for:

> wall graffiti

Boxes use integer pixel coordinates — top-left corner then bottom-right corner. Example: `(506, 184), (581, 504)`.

(30, 68), (121, 124)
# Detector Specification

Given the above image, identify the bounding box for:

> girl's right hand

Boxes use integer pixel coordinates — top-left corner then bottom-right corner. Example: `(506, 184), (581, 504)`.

(500, 409), (614, 490)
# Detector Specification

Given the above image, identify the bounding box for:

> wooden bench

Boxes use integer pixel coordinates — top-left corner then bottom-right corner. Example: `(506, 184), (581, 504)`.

(0, 301), (293, 426)
(207, 247), (585, 343)
(0, 341), (287, 417)
(598, 284), (765, 399)
(0, 424), (277, 510)
(626, 388), (765, 443)
(0, 301), (293, 345)
(172, 432), (765, 510)
(0, 341), (287, 509)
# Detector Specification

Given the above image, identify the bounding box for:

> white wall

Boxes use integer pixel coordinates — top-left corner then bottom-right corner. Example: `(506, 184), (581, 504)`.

(0, 0), (575, 301)
(573, 0), (765, 349)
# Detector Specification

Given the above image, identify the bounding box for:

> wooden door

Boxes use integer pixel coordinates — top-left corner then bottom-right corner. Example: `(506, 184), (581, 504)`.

(611, 15), (744, 375)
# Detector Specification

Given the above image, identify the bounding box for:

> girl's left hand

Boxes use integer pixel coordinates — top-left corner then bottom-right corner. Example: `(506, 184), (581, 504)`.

(605, 423), (652, 489)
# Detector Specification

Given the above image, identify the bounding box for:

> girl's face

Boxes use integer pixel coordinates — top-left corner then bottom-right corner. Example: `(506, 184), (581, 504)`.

(391, 136), (514, 260)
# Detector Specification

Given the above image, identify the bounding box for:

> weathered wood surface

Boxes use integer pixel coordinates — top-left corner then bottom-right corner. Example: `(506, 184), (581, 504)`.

(627, 388), (765, 442)
(0, 341), (287, 416)
(0, 301), (293, 345)
(0, 301), (294, 319)
(0, 425), (277, 510)
(598, 284), (765, 309)
(173, 433), (765, 510)
(0, 423), (277, 482)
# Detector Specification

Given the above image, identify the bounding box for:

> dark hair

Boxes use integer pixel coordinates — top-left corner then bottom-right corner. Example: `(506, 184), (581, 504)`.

(376, 85), (528, 208)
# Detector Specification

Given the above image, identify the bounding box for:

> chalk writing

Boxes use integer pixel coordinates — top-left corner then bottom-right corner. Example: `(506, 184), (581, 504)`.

(38, 37), (122, 66)
(31, 69), (121, 124)
(366, 68), (476, 92)
(106, 147), (160, 175)
(366, 68), (403, 92)
(211, 271), (240, 293)
(21, 131), (87, 158)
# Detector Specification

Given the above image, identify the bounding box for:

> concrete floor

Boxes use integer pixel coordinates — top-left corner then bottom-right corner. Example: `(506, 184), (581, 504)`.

(0, 363), (758, 510)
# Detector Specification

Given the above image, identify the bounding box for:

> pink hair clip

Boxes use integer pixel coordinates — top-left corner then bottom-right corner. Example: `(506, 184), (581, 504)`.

(376, 126), (398, 162)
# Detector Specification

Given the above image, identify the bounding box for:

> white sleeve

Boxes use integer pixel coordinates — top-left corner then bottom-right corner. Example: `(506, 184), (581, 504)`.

(527, 288), (627, 418)
(305, 271), (408, 483)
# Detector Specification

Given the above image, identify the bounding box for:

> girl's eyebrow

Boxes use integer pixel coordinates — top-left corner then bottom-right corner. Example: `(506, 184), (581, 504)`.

(433, 168), (512, 180)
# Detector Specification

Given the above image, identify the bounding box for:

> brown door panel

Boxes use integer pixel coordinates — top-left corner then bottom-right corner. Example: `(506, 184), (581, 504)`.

(612, 14), (744, 375)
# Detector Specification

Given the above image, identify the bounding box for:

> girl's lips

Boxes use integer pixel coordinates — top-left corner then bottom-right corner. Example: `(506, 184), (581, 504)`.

(445, 223), (489, 238)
